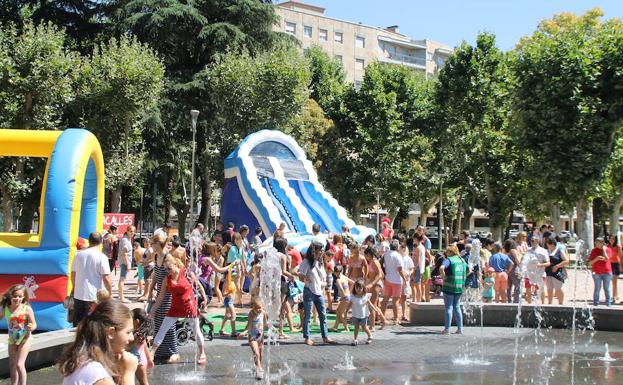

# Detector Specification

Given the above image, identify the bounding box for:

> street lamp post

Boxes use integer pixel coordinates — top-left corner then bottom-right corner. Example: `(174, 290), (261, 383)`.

(438, 179), (443, 252)
(188, 110), (200, 238)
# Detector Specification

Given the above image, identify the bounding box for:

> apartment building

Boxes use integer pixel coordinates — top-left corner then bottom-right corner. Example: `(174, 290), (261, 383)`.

(275, 1), (453, 85)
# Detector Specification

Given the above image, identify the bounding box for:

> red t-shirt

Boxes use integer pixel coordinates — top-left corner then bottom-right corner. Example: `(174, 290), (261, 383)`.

(589, 248), (612, 274)
(606, 245), (620, 264)
(288, 248), (302, 269)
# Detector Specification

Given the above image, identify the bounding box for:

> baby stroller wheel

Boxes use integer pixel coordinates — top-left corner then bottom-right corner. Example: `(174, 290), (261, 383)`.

(176, 327), (190, 346)
(200, 318), (214, 341)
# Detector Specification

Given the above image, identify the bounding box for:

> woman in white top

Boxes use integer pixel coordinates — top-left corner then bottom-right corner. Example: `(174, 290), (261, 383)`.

(59, 300), (137, 385)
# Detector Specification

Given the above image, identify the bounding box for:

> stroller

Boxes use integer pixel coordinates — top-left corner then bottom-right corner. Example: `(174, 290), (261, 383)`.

(175, 314), (214, 346)
(430, 252), (445, 296)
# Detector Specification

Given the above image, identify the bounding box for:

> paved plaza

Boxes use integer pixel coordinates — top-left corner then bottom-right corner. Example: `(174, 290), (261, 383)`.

(4, 326), (622, 385)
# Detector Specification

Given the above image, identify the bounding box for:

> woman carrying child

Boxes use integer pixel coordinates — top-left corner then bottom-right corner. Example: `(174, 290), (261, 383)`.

(1, 284), (36, 385)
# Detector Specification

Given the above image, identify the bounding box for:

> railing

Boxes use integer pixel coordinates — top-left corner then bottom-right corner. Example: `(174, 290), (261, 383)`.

(386, 52), (426, 67)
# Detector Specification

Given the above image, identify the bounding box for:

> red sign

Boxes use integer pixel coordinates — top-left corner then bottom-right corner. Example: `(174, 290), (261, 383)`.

(103, 213), (135, 234)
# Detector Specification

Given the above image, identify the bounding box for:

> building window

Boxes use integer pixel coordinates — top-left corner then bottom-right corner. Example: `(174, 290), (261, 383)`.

(285, 22), (296, 35)
(335, 54), (342, 64)
(319, 29), (328, 42)
(304, 25), (312, 38)
(334, 31), (343, 43)
(355, 58), (365, 70)
(356, 36), (365, 48)
(436, 56), (445, 66)
(355, 80), (362, 90)
(426, 51), (433, 61)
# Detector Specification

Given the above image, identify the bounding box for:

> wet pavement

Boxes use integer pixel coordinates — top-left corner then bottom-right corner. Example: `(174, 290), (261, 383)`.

(4, 325), (622, 385)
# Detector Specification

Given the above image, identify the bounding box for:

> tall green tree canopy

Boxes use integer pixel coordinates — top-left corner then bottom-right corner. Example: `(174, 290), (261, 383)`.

(435, 32), (516, 239)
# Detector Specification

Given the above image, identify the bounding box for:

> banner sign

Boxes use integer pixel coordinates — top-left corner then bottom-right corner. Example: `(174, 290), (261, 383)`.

(103, 213), (135, 234)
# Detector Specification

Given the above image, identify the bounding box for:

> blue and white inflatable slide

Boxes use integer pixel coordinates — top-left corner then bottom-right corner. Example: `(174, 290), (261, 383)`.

(220, 130), (374, 251)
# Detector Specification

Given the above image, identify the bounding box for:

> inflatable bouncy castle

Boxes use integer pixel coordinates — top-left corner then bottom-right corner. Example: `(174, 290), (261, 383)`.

(220, 130), (374, 251)
(0, 129), (104, 330)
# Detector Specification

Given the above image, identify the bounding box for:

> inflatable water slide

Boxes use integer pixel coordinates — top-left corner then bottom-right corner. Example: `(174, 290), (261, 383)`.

(220, 130), (374, 251)
(0, 129), (104, 330)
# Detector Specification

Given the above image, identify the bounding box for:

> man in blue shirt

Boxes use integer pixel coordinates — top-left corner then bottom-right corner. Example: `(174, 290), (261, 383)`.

(487, 242), (514, 303)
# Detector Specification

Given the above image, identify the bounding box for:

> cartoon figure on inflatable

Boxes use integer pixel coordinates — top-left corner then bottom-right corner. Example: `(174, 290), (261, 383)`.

(0, 129), (104, 331)
(220, 129), (375, 252)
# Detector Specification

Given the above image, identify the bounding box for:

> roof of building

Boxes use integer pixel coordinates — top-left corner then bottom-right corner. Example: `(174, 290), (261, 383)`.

(276, 1), (453, 52)
(278, 1), (325, 15)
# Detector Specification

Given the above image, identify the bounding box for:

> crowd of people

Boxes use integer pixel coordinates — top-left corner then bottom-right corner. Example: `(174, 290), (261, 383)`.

(3, 219), (621, 385)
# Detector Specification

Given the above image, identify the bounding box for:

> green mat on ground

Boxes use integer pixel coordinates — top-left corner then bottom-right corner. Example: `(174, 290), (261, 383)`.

(204, 312), (352, 335)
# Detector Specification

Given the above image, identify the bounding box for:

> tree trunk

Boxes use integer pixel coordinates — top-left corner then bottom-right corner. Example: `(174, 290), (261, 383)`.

(577, 198), (594, 252)
(18, 178), (42, 233)
(163, 171), (172, 226)
(609, 193), (623, 236)
(110, 189), (122, 213)
(352, 200), (362, 226)
(568, 209), (575, 235)
(418, 196), (438, 228)
(198, 171), (211, 229)
(174, 203), (188, 243)
(1, 189), (12, 231)
(549, 203), (562, 234)
(196, 124), (210, 230)
(454, 193), (463, 235)
(490, 224), (503, 242)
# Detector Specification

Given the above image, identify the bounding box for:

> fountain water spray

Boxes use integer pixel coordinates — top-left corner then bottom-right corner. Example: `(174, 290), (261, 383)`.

(259, 247), (283, 381)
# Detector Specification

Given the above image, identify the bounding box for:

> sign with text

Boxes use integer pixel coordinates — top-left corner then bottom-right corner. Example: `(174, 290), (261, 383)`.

(103, 213), (135, 234)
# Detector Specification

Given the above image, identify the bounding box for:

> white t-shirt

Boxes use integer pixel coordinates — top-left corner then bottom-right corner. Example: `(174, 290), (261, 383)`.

(384, 250), (404, 285)
(298, 259), (326, 296)
(416, 244), (426, 274)
(118, 236), (132, 265)
(523, 246), (549, 284)
(72, 247), (111, 302)
(349, 293), (371, 319)
(402, 254), (414, 275)
(62, 361), (111, 385)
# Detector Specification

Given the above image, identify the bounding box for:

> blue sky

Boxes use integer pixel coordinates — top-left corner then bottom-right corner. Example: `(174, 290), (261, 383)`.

(283, 0), (623, 50)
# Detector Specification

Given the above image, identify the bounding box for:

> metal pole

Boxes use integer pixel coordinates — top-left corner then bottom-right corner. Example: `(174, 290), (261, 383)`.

(439, 180), (443, 251)
(189, 110), (199, 238)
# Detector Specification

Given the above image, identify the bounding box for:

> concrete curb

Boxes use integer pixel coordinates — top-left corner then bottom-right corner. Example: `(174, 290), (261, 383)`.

(0, 329), (74, 378)
(409, 302), (622, 331)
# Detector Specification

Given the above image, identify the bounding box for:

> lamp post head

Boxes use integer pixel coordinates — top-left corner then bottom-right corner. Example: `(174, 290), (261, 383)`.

(190, 109), (200, 128)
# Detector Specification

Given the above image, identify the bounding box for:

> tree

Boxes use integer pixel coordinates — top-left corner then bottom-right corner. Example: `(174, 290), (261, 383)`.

(120, 0), (289, 228)
(435, 32), (516, 240)
(70, 35), (164, 212)
(346, 63), (434, 219)
(0, 22), (78, 231)
(510, 9), (623, 248)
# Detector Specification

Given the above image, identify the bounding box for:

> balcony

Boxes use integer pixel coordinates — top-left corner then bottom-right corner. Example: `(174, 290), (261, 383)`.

(380, 52), (426, 69)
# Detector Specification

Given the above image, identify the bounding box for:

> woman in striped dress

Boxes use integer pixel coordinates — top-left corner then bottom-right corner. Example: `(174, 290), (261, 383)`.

(147, 234), (179, 363)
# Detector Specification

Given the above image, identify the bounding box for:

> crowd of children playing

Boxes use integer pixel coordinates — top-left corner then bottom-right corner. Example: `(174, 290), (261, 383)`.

(5, 219), (619, 385)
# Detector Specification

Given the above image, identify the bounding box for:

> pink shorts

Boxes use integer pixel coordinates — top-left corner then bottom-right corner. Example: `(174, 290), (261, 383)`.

(495, 272), (508, 290)
(383, 280), (402, 298)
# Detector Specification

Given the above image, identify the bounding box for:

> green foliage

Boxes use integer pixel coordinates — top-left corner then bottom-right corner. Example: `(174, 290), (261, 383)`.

(435, 32), (516, 231)
(304, 45), (348, 116)
(71, 35), (164, 191)
(202, 46), (311, 157)
(510, 9), (622, 206)
(347, 63), (434, 211)
(0, 22), (78, 129)
(283, 98), (334, 164)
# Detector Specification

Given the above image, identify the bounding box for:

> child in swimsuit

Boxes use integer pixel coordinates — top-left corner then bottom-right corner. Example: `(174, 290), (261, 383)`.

(1, 284), (37, 385)
(244, 298), (267, 380)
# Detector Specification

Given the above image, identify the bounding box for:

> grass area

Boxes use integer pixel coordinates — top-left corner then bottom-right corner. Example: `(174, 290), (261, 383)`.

(204, 312), (353, 335)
